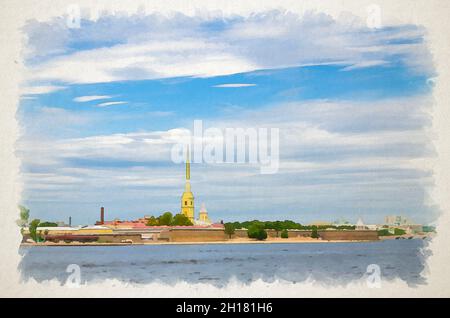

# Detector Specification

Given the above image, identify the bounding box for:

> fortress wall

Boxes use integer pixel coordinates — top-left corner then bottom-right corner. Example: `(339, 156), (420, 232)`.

(234, 229), (313, 238)
(232, 229), (378, 241)
(97, 234), (143, 243)
(233, 229), (249, 238)
(169, 229), (227, 242)
(318, 230), (379, 241)
(233, 229), (283, 238)
(158, 230), (171, 241)
(287, 230), (312, 237)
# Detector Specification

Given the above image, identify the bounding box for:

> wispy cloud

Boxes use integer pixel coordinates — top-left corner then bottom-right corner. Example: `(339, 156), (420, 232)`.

(27, 39), (259, 84)
(96, 101), (128, 107)
(24, 12), (432, 85)
(73, 95), (113, 102)
(213, 84), (257, 88)
(341, 60), (389, 71)
(21, 85), (66, 95)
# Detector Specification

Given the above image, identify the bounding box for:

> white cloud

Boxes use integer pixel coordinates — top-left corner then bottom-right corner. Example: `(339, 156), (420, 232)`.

(96, 101), (128, 107)
(23, 12), (432, 85)
(341, 60), (389, 71)
(19, 96), (434, 178)
(27, 39), (259, 84)
(21, 85), (66, 95)
(213, 84), (257, 88)
(73, 95), (113, 102)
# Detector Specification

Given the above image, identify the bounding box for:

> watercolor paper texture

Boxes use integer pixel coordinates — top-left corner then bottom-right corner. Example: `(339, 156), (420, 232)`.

(1, 0), (450, 297)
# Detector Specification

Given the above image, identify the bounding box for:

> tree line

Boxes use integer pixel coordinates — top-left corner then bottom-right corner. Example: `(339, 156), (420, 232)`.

(223, 220), (351, 240)
(145, 211), (193, 226)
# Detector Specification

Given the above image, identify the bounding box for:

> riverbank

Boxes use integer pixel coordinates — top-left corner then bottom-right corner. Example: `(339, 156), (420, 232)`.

(20, 236), (384, 247)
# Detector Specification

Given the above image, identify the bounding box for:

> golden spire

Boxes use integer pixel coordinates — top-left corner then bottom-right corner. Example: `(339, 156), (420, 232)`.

(181, 144), (194, 222)
(186, 144), (190, 180)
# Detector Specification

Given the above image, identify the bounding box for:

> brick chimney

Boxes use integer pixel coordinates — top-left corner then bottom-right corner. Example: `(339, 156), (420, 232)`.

(100, 207), (105, 224)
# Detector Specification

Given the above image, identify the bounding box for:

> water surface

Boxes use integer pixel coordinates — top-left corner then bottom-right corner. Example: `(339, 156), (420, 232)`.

(19, 239), (427, 286)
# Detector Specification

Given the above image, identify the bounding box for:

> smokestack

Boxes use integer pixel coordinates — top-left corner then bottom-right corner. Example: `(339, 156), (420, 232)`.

(100, 207), (105, 224)
(69, 216), (72, 227)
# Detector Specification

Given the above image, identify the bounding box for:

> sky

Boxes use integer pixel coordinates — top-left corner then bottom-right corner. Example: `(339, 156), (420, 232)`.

(18, 10), (437, 225)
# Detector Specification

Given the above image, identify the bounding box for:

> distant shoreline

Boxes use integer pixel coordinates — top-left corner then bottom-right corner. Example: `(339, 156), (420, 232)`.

(21, 234), (434, 247)
(20, 238), (386, 247)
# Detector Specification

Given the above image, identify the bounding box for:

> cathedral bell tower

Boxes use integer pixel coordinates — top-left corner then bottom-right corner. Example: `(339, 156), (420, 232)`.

(181, 146), (195, 222)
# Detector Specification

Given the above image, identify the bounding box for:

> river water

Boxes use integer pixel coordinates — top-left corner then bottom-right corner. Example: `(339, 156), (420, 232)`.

(19, 239), (428, 287)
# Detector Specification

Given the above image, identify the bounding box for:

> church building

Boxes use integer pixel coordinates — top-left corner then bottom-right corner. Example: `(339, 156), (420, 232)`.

(197, 203), (211, 225)
(180, 147), (211, 225)
(181, 148), (195, 222)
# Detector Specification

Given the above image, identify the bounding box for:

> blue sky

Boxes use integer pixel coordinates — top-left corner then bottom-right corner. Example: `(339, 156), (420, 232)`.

(18, 11), (437, 225)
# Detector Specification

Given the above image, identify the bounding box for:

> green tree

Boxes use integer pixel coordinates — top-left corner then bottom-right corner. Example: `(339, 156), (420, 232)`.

(38, 221), (58, 227)
(247, 225), (257, 238)
(281, 229), (289, 239)
(158, 212), (173, 226)
(224, 223), (235, 239)
(394, 228), (406, 235)
(311, 226), (319, 239)
(248, 224), (267, 240)
(146, 216), (159, 226)
(378, 228), (406, 236)
(171, 213), (193, 226)
(280, 220), (303, 230)
(29, 219), (41, 242)
(377, 229), (391, 236)
(255, 229), (268, 240)
(335, 225), (356, 230)
(16, 205), (30, 227)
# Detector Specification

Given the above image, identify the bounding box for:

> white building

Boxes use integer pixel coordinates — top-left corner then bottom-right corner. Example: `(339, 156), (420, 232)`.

(355, 217), (367, 230)
(384, 215), (411, 226)
(195, 203), (212, 225)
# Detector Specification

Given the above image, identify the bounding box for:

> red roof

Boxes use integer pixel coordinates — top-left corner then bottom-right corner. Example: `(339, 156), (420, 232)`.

(102, 220), (224, 229)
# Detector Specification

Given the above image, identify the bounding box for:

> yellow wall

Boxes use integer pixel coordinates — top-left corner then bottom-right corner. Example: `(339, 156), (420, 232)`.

(37, 229), (74, 235)
(78, 228), (113, 234)
(36, 228), (113, 235)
